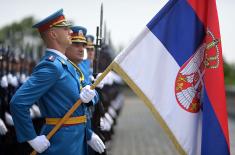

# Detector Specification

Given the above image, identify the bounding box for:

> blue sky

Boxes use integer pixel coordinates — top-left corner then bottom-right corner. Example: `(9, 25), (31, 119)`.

(0, 0), (234, 63)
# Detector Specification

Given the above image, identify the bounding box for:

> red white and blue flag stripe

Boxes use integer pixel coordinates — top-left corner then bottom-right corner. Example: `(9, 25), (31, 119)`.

(112, 0), (230, 154)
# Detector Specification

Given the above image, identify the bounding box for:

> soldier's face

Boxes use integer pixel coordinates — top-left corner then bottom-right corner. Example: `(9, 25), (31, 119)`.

(51, 27), (72, 47)
(66, 43), (85, 63)
(87, 48), (95, 61)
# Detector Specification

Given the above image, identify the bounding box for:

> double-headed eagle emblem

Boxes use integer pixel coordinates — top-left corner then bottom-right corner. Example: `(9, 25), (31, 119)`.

(175, 29), (220, 113)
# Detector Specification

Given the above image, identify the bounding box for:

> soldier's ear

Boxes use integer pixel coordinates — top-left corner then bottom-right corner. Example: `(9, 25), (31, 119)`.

(49, 29), (57, 39)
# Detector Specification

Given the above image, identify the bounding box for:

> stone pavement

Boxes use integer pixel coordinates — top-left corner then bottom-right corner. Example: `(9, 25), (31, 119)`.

(109, 94), (178, 155)
(229, 119), (235, 155)
(109, 91), (235, 155)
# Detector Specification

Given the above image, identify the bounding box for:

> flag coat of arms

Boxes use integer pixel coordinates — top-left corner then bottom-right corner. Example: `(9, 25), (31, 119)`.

(106, 0), (230, 154)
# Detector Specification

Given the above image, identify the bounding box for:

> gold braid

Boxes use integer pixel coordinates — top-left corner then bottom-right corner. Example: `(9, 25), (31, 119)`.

(67, 60), (85, 90)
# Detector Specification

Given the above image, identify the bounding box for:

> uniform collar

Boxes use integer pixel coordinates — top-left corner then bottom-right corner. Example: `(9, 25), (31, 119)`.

(46, 48), (67, 60)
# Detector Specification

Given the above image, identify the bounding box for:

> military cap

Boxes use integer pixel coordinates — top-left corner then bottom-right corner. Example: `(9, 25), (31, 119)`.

(86, 35), (95, 49)
(32, 9), (71, 32)
(70, 26), (87, 44)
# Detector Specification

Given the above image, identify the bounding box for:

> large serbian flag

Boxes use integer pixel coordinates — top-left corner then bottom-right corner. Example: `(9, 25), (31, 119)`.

(110, 0), (230, 154)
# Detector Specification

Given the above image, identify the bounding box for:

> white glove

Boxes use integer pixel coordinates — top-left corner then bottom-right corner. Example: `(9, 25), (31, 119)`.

(95, 73), (105, 89)
(80, 85), (96, 103)
(7, 73), (18, 87)
(20, 74), (27, 83)
(100, 117), (111, 131)
(5, 112), (14, 126)
(28, 135), (50, 153)
(111, 94), (125, 110)
(111, 72), (123, 84)
(89, 75), (95, 82)
(32, 104), (41, 117)
(7, 73), (13, 83)
(87, 132), (105, 154)
(10, 76), (18, 87)
(108, 107), (117, 118)
(1, 75), (8, 88)
(16, 72), (21, 80)
(110, 100), (118, 110)
(105, 72), (114, 85)
(30, 108), (35, 118)
(95, 72), (114, 88)
(0, 118), (8, 135)
(104, 113), (114, 125)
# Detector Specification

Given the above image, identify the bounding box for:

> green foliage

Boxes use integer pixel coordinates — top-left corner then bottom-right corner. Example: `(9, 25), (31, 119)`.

(0, 16), (39, 43)
(224, 59), (235, 85)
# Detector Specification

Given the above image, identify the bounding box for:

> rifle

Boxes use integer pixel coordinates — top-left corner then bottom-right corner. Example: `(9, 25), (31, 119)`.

(6, 46), (17, 108)
(5, 46), (10, 76)
(94, 3), (103, 74)
(19, 47), (25, 75)
(0, 45), (4, 77)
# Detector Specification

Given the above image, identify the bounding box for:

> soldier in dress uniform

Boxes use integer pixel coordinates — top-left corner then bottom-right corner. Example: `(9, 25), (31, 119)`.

(85, 35), (95, 76)
(10, 9), (97, 155)
(65, 26), (105, 155)
(85, 34), (116, 155)
(0, 46), (8, 155)
(4, 53), (20, 155)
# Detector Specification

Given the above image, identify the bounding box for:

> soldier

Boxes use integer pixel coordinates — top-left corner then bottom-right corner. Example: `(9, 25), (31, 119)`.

(4, 52), (20, 155)
(65, 26), (105, 155)
(86, 34), (117, 155)
(10, 9), (96, 155)
(85, 35), (95, 76)
(0, 46), (8, 154)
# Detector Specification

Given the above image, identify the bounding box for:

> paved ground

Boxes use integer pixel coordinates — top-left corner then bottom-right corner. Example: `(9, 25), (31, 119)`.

(109, 93), (178, 155)
(229, 119), (235, 155)
(109, 90), (235, 155)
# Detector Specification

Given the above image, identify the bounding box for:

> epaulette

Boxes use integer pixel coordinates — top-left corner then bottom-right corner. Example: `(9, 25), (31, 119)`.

(57, 57), (67, 66)
(46, 55), (56, 62)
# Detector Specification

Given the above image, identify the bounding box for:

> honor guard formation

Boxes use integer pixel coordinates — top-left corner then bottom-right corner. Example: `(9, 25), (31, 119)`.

(0, 9), (124, 155)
